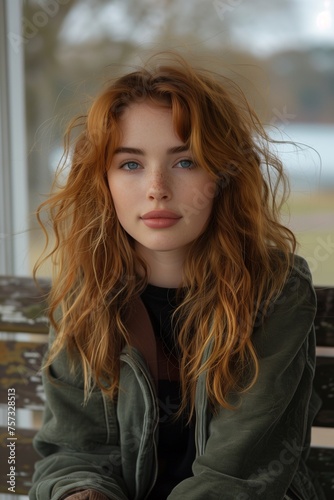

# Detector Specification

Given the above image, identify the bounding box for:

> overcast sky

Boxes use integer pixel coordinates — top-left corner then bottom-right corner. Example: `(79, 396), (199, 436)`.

(60, 0), (334, 55)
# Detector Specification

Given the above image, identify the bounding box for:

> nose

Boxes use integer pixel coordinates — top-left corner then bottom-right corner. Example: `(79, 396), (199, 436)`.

(146, 170), (172, 201)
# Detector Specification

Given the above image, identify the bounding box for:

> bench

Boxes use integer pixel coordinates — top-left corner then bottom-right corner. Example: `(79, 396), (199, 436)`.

(0, 276), (333, 498)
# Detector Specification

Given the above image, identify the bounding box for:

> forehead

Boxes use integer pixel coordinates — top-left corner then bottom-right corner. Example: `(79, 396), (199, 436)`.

(118, 101), (182, 144)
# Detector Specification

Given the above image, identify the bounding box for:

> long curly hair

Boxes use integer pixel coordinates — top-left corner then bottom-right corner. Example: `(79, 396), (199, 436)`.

(35, 52), (296, 418)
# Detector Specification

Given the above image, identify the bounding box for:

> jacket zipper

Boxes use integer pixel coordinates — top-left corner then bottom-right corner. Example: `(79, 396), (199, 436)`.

(122, 352), (159, 499)
(194, 366), (209, 458)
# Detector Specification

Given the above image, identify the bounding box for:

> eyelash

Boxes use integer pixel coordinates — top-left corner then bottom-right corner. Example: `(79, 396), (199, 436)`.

(119, 158), (195, 171)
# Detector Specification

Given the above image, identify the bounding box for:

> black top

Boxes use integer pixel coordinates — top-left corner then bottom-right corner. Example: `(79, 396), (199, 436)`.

(140, 284), (196, 499)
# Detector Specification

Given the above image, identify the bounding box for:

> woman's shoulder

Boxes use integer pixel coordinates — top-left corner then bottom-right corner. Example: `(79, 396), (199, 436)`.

(267, 252), (315, 306)
(250, 254), (317, 360)
(288, 253), (313, 285)
(272, 253), (316, 314)
(282, 253), (316, 310)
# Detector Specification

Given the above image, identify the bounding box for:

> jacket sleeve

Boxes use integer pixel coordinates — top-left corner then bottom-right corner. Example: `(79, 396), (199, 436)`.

(168, 262), (321, 500)
(29, 335), (129, 500)
(62, 490), (110, 499)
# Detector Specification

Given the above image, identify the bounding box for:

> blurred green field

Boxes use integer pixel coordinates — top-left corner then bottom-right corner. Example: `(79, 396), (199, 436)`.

(284, 190), (334, 286)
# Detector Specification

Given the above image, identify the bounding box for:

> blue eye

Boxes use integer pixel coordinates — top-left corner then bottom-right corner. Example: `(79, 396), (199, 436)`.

(121, 161), (140, 170)
(177, 159), (194, 169)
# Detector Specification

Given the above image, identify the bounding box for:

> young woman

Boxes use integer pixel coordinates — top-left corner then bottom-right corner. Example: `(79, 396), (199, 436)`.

(30, 53), (324, 500)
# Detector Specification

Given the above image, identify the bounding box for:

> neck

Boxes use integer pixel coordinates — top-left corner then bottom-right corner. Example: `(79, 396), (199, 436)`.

(136, 244), (185, 288)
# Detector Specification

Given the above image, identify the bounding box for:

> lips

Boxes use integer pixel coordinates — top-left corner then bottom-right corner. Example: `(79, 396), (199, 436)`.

(140, 210), (182, 229)
(141, 210), (181, 220)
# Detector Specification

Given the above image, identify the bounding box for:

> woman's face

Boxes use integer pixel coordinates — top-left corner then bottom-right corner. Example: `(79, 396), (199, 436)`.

(107, 101), (215, 262)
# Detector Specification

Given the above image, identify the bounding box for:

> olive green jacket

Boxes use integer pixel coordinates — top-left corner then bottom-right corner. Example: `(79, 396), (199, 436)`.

(30, 256), (325, 500)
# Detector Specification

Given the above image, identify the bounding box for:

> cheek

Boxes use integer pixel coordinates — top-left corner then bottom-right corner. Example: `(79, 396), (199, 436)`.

(186, 178), (216, 215)
(203, 179), (219, 200)
(107, 177), (123, 216)
(108, 173), (123, 200)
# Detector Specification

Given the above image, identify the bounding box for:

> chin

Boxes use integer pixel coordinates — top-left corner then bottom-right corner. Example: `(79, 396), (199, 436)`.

(138, 240), (188, 253)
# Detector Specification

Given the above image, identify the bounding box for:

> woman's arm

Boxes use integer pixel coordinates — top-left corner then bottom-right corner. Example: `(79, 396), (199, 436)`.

(168, 260), (323, 500)
(29, 334), (128, 500)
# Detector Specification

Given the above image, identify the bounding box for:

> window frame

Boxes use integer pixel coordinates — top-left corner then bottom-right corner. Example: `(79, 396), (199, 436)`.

(0, 0), (29, 275)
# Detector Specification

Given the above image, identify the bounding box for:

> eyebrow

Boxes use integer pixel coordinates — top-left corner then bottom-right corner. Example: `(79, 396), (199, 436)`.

(113, 145), (190, 155)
